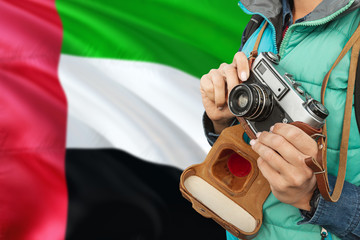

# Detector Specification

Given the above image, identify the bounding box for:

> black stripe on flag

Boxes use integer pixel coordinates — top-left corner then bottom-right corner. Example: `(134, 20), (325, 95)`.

(65, 149), (225, 240)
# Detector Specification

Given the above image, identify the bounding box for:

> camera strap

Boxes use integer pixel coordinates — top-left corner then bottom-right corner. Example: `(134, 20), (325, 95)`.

(305, 23), (360, 202)
(248, 21), (268, 68)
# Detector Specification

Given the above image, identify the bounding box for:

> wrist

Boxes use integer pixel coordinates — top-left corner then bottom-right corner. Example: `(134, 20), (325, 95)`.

(212, 118), (235, 134)
(300, 188), (321, 219)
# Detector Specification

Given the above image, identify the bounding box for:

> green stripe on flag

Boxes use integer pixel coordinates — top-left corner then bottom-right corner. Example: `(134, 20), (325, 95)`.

(56, 0), (250, 77)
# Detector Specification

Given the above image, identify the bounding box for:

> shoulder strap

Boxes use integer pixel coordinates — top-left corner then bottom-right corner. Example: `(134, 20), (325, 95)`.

(248, 21), (268, 68)
(305, 23), (360, 202)
(355, 54), (360, 134)
(240, 15), (264, 50)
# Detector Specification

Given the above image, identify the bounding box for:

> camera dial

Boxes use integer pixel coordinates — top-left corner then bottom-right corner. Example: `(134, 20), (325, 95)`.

(306, 99), (329, 120)
(264, 52), (280, 64)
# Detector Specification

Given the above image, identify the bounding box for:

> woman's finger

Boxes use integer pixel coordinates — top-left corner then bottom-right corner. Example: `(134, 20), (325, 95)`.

(220, 63), (240, 93)
(251, 138), (292, 173)
(271, 123), (318, 159)
(256, 131), (308, 167)
(233, 52), (250, 82)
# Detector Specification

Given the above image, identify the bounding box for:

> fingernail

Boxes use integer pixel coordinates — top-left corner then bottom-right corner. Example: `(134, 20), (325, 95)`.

(249, 139), (256, 146)
(256, 132), (261, 138)
(270, 126), (274, 132)
(240, 71), (248, 81)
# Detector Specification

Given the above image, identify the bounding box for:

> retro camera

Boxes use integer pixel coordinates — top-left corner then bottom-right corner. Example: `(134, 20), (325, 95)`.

(228, 52), (329, 134)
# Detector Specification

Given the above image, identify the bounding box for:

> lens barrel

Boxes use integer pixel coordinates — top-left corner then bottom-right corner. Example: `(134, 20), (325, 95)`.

(228, 83), (273, 121)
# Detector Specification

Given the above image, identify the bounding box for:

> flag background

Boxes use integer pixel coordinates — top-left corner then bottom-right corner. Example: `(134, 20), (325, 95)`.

(0, 0), (250, 239)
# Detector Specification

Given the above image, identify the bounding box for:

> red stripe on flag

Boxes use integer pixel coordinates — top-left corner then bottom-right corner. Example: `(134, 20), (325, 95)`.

(0, 1), (67, 239)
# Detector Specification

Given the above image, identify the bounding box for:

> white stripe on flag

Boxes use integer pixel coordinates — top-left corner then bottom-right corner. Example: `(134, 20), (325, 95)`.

(58, 54), (210, 169)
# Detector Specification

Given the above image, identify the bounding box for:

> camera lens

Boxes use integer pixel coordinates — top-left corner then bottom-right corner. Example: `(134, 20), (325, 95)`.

(228, 83), (273, 121)
(238, 94), (249, 108)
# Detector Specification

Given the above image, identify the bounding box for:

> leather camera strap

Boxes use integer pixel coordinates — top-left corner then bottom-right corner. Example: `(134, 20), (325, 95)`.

(305, 23), (360, 202)
(249, 21), (268, 67)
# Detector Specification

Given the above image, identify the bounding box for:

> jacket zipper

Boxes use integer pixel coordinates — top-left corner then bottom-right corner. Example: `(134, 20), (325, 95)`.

(320, 227), (328, 240)
(238, 1), (278, 54)
(279, 0), (354, 56)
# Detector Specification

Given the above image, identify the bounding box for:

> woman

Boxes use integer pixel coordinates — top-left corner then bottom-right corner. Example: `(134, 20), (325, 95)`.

(200, 0), (360, 239)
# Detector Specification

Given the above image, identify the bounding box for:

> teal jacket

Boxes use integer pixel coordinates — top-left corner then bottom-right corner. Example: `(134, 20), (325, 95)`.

(226, 0), (360, 239)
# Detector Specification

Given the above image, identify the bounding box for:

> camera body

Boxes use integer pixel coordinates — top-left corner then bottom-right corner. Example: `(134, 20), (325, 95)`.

(228, 52), (329, 134)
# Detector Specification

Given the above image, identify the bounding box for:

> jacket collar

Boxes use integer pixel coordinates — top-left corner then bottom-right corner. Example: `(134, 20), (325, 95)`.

(240, 0), (360, 23)
(239, 0), (360, 48)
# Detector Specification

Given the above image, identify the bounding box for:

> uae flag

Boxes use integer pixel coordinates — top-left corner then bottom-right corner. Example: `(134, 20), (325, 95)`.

(1, 1), (249, 239)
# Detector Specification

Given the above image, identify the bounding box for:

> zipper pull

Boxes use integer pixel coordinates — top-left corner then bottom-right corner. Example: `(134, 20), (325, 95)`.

(320, 227), (328, 240)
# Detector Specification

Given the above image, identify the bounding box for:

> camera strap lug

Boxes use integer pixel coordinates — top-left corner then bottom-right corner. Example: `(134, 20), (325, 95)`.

(310, 133), (326, 142)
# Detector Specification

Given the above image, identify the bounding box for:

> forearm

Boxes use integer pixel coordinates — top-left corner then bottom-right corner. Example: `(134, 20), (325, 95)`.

(299, 175), (360, 239)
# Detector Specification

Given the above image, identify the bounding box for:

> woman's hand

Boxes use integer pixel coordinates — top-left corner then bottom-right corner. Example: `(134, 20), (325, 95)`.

(250, 123), (318, 211)
(200, 52), (249, 134)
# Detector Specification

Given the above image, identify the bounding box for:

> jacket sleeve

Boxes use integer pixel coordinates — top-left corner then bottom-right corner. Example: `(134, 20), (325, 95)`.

(202, 112), (220, 146)
(202, 112), (238, 146)
(298, 175), (360, 240)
